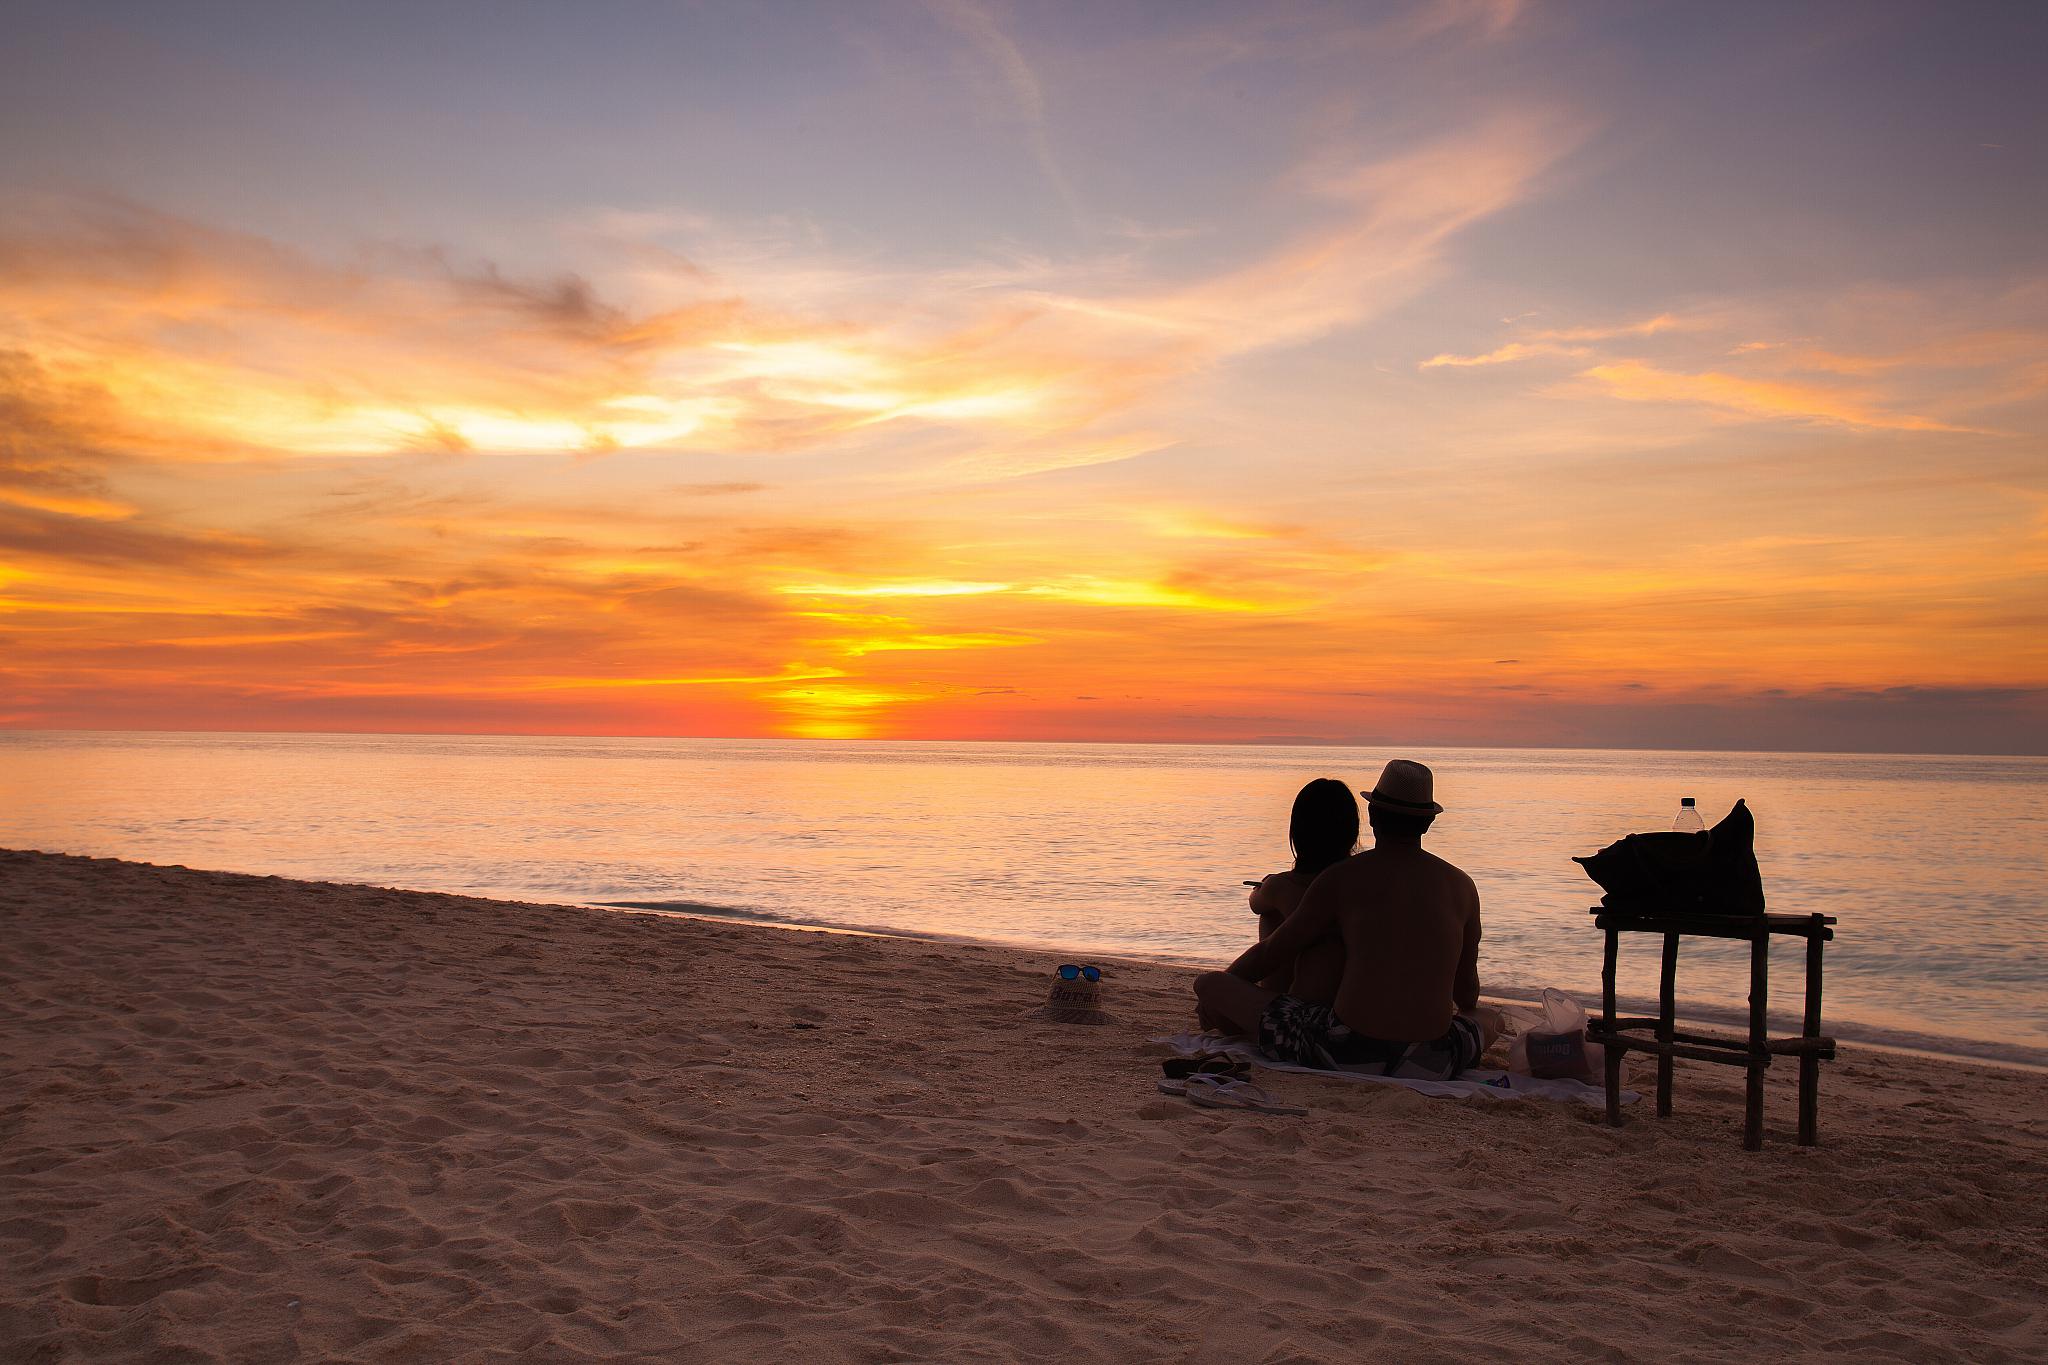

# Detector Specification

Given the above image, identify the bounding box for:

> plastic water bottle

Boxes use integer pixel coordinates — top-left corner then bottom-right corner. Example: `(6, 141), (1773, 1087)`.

(1672, 797), (1705, 833)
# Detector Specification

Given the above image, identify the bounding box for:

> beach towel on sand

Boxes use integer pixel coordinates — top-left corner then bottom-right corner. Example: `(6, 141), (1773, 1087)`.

(1158, 1032), (1638, 1106)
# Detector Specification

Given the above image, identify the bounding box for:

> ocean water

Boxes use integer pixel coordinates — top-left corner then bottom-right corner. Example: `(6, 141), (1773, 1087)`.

(3, 730), (2043, 1064)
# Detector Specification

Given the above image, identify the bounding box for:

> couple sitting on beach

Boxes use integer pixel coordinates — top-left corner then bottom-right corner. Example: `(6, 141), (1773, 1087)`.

(1194, 760), (1490, 1081)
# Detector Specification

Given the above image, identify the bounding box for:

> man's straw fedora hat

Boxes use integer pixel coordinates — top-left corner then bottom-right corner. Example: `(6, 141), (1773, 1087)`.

(1362, 759), (1443, 815)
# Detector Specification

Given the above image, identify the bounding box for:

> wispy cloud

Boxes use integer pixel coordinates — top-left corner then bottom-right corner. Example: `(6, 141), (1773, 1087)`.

(923, 0), (1084, 227)
(1123, 109), (1583, 355)
(1422, 292), (2042, 434)
(1577, 360), (1988, 433)
(1421, 340), (1588, 368)
(1421, 312), (1695, 367)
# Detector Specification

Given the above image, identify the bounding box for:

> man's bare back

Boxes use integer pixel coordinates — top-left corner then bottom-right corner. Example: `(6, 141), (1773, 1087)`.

(1314, 843), (1480, 1040)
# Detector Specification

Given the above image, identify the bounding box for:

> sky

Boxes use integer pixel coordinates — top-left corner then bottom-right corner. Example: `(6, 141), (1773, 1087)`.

(1, 0), (2044, 752)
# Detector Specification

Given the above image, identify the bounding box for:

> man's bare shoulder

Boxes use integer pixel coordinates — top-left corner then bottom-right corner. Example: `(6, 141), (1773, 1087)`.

(1421, 852), (1482, 914)
(1421, 849), (1477, 885)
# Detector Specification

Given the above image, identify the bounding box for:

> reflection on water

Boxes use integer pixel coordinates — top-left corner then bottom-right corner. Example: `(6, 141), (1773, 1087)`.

(2, 730), (2043, 1057)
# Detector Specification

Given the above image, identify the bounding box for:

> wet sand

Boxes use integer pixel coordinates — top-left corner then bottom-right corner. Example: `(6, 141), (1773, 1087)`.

(2, 848), (2043, 1361)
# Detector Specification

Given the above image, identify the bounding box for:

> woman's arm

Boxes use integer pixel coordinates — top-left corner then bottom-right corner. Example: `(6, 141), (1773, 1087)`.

(1247, 872), (1293, 919)
(1252, 875), (1291, 990)
(1228, 869), (1342, 983)
(1250, 874), (1297, 990)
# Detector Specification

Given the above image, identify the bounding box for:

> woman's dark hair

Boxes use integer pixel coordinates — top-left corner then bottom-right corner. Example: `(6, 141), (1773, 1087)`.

(1290, 778), (1360, 877)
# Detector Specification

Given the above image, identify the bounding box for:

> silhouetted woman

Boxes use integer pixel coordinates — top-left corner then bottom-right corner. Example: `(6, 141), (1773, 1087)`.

(1246, 778), (1359, 1002)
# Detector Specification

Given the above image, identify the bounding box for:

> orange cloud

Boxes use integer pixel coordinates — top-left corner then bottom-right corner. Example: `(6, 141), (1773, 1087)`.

(1422, 290), (2045, 442)
(1576, 360), (1982, 433)
(1421, 340), (1588, 368)
(0, 486), (134, 520)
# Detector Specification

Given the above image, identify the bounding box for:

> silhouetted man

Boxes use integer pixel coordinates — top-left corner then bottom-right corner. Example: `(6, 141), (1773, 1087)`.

(1193, 759), (1486, 1079)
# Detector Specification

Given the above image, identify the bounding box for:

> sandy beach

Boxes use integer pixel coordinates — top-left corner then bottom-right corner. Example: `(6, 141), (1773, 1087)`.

(3, 848), (2044, 1362)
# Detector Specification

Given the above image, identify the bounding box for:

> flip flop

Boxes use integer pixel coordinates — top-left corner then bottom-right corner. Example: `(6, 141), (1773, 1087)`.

(1157, 1062), (1248, 1097)
(1161, 1055), (1251, 1081)
(1161, 1052), (1224, 1078)
(1182, 1074), (1306, 1116)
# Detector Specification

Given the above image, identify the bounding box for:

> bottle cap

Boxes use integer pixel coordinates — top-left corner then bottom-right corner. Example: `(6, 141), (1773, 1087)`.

(1680, 797), (1695, 806)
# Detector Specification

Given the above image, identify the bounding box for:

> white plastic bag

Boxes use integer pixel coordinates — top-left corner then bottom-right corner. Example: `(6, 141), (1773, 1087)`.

(1506, 988), (1605, 1082)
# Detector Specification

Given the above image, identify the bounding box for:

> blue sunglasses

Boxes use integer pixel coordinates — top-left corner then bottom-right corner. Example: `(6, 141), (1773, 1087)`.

(1057, 964), (1101, 982)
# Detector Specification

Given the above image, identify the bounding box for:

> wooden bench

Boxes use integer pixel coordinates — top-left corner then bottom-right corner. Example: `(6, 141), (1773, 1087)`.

(1585, 908), (1837, 1150)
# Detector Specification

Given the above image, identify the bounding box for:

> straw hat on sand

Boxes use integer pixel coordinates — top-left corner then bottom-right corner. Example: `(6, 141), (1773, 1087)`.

(1029, 968), (1115, 1025)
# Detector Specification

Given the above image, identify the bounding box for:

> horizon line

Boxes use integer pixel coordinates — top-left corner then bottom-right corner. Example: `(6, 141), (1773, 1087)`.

(2, 723), (2041, 762)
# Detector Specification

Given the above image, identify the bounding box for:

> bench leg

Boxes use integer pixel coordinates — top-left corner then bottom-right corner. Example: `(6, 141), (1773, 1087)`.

(1657, 931), (1678, 1118)
(1602, 927), (1623, 1127)
(1800, 926), (1824, 1146)
(1745, 934), (1768, 1151)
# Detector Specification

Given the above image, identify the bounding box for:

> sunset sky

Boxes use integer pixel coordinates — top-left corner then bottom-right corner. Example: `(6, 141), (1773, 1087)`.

(2, 1), (2044, 751)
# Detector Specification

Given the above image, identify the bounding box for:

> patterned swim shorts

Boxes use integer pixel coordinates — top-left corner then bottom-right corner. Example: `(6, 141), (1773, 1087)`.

(1258, 995), (1483, 1080)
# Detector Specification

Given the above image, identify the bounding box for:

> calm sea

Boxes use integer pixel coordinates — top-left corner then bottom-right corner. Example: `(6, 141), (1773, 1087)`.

(3, 731), (2043, 1065)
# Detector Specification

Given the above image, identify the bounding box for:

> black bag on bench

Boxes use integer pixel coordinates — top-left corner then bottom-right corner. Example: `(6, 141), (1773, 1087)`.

(1572, 798), (1766, 916)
